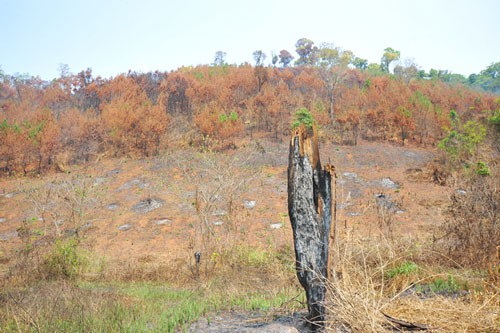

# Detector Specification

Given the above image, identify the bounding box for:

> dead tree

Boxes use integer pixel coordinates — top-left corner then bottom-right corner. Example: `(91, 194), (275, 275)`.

(288, 124), (336, 330)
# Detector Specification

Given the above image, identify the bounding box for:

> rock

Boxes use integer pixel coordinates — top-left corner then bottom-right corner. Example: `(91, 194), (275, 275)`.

(4, 192), (16, 198)
(375, 193), (398, 212)
(154, 218), (172, 225)
(132, 198), (165, 213)
(0, 231), (18, 241)
(380, 177), (399, 189)
(212, 221), (224, 226)
(456, 189), (467, 196)
(212, 210), (227, 216)
(79, 222), (93, 231)
(404, 151), (417, 158)
(93, 177), (106, 186)
(342, 172), (358, 179)
(107, 203), (119, 210)
(244, 200), (256, 209)
(337, 179), (346, 185)
(105, 168), (121, 177)
(0, 217), (6, 223)
(346, 212), (363, 216)
(118, 224), (131, 231)
(118, 178), (148, 191)
(270, 222), (283, 229)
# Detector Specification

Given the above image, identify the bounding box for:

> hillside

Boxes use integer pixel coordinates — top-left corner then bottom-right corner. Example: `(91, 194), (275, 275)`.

(1, 134), (498, 331)
(1, 58), (499, 331)
(0, 136), (442, 267)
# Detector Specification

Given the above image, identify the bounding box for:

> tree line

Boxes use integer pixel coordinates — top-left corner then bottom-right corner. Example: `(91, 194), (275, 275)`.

(0, 39), (498, 175)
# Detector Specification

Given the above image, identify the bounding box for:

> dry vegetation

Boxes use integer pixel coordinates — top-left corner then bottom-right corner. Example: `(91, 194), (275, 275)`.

(0, 131), (498, 332)
(0, 57), (499, 331)
(326, 233), (499, 332)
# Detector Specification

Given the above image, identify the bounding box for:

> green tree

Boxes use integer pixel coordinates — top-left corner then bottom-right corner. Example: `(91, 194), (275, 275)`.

(271, 51), (278, 67)
(367, 63), (383, 76)
(352, 57), (368, 70)
(252, 50), (266, 66)
(213, 51), (227, 66)
(295, 38), (318, 66)
(292, 107), (315, 129)
(474, 62), (500, 93)
(278, 49), (294, 67)
(381, 47), (400, 73)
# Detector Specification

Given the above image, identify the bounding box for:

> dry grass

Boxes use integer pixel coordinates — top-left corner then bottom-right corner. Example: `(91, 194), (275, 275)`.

(0, 243), (304, 332)
(325, 230), (500, 332)
(0, 280), (125, 332)
(384, 293), (500, 332)
(437, 169), (499, 268)
(1, 137), (499, 332)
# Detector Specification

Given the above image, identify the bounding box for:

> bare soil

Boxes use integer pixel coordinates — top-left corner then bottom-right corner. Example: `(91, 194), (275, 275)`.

(0, 138), (448, 331)
(0, 137), (444, 266)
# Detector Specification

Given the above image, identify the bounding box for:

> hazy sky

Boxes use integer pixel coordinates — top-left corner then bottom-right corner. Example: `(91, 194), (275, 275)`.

(1, 0), (499, 80)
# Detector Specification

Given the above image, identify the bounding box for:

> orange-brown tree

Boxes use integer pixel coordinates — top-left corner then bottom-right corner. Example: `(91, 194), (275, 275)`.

(101, 75), (168, 156)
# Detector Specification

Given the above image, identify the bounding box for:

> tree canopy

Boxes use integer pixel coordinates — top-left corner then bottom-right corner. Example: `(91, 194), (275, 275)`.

(0, 37), (497, 175)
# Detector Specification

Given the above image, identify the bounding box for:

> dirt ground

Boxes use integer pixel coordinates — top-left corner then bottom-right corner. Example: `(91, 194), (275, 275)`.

(0, 138), (445, 276)
(0, 137), (466, 332)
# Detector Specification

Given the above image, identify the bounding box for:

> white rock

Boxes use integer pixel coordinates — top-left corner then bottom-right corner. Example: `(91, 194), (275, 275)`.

(118, 224), (131, 231)
(155, 218), (172, 225)
(270, 222), (283, 229)
(244, 200), (256, 209)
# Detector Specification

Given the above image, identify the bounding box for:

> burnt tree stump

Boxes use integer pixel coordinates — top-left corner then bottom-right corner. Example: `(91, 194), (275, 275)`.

(288, 124), (336, 330)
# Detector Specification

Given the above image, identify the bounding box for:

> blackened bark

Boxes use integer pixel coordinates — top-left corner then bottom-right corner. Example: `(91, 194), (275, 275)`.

(288, 125), (336, 331)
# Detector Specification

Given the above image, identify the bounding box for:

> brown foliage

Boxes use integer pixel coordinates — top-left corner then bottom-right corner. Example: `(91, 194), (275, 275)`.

(0, 64), (497, 175)
(193, 101), (243, 149)
(100, 75), (168, 156)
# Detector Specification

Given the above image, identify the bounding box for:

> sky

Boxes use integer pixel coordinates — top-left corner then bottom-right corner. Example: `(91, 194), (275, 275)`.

(1, 0), (499, 80)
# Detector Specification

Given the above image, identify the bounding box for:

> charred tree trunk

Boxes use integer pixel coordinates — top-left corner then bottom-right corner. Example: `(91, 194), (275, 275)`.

(288, 124), (336, 331)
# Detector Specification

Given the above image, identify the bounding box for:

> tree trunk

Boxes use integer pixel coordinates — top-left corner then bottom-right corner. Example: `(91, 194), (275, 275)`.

(288, 124), (336, 331)
(328, 89), (335, 123)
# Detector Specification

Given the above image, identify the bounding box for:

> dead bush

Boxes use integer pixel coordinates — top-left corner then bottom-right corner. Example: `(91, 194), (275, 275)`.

(6, 175), (101, 286)
(439, 171), (499, 268)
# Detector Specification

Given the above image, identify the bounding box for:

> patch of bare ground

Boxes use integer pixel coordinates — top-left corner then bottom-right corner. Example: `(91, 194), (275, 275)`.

(187, 311), (309, 333)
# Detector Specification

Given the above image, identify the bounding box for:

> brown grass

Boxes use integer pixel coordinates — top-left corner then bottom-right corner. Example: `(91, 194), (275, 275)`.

(437, 168), (499, 268)
(1, 138), (499, 331)
(325, 230), (500, 332)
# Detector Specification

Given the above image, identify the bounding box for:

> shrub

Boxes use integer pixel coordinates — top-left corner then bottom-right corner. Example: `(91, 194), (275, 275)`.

(416, 275), (461, 296)
(489, 108), (500, 127)
(438, 120), (486, 161)
(476, 160), (490, 176)
(292, 107), (315, 130)
(386, 261), (419, 278)
(440, 173), (499, 267)
(42, 237), (86, 280)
